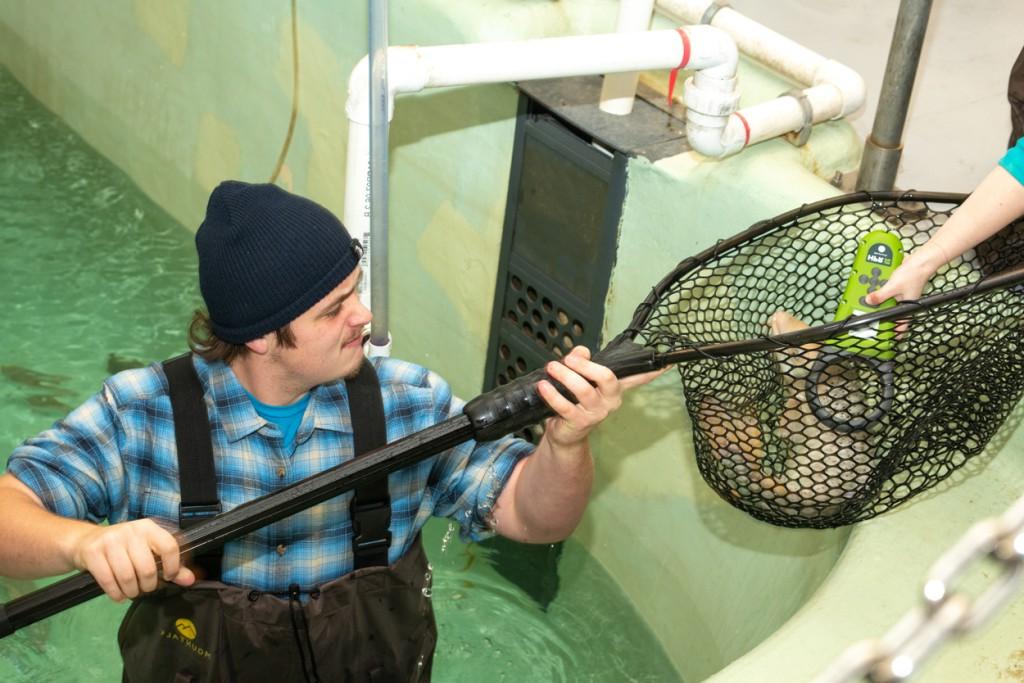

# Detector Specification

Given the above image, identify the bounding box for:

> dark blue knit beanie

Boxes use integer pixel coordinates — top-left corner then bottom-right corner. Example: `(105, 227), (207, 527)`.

(196, 181), (361, 344)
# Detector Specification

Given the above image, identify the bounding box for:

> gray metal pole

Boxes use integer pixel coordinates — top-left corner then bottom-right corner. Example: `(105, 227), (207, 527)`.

(368, 0), (390, 346)
(856, 0), (933, 191)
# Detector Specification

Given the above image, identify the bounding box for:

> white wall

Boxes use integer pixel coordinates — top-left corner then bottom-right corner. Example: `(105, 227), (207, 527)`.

(732, 0), (1023, 192)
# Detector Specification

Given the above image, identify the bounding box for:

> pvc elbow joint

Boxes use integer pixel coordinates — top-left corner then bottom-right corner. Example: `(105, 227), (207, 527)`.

(683, 71), (743, 158)
(686, 116), (746, 158)
(346, 47), (429, 125)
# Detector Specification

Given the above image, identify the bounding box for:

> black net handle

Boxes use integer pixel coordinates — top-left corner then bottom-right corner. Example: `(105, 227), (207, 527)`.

(0, 416), (474, 638)
(0, 339), (663, 637)
(8, 261), (1024, 636)
(5, 191), (1023, 636)
(620, 190), (971, 341)
(632, 258), (1024, 368)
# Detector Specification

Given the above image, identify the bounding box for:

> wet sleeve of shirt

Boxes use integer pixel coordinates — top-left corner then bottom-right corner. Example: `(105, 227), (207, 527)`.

(999, 136), (1024, 184)
(5, 385), (127, 523)
(424, 372), (534, 542)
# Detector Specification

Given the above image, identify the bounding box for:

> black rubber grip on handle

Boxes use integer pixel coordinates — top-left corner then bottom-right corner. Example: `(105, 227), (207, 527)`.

(464, 340), (659, 442)
(464, 367), (575, 441)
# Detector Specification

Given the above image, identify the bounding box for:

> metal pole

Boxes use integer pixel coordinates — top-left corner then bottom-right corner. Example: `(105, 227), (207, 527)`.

(368, 0), (390, 346)
(856, 0), (933, 191)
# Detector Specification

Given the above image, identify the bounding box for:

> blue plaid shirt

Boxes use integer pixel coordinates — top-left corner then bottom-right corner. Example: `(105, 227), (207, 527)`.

(7, 355), (532, 592)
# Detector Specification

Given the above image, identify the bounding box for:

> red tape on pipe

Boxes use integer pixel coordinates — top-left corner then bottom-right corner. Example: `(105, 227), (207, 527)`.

(735, 112), (751, 147)
(667, 28), (691, 105)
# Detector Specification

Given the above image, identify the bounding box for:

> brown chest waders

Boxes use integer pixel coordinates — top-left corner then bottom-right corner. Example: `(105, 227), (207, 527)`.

(118, 356), (437, 682)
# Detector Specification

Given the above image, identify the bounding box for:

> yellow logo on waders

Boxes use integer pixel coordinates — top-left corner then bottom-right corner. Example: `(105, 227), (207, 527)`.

(159, 616), (212, 659)
(175, 618), (197, 640)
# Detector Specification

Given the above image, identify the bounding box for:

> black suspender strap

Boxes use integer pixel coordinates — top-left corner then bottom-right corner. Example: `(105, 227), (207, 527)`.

(347, 360), (391, 569)
(162, 355), (390, 575)
(162, 354), (222, 579)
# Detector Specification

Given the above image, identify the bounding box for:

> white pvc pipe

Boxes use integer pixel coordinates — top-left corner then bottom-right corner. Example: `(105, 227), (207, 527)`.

(599, 0), (657, 115)
(660, 1), (828, 82)
(591, 0), (865, 155)
(347, 27), (737, 125)
(344, 27), (742, 333)
(344, 17), (865, 353)
(657, 0), (867, 128)
(343, 12), (866, 354)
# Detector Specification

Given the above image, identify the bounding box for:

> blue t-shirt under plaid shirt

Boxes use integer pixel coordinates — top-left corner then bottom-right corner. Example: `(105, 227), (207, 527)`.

(6, 355), (532, 592)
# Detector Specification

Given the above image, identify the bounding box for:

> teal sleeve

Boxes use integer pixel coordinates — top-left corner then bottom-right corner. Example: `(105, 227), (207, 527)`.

(999, 136), (1024, 185)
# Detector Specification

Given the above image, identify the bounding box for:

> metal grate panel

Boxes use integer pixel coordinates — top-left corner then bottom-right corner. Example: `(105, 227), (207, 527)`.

(484, 96), (626, 442)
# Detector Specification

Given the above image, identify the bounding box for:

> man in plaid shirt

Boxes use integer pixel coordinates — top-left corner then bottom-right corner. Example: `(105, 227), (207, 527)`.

(0, 181), (659, 681)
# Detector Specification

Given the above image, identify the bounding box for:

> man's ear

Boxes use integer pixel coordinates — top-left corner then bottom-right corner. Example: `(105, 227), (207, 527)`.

(246, 335), (271, 355)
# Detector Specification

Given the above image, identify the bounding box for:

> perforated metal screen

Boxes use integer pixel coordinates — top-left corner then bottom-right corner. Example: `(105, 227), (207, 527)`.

(484, 97), (626, 442)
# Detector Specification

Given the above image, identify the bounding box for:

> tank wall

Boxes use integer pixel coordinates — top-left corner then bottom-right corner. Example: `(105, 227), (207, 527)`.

(1, 1), (865, 678)
(582, 134), (860, 679)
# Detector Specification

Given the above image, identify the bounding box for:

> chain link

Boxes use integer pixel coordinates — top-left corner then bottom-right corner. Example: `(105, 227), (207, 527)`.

(814, 493), (1024, 683)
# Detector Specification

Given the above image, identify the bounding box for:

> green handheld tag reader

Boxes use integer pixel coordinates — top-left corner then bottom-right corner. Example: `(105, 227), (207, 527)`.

(830, 229), (904, 360)
(806, 229), (903, 433)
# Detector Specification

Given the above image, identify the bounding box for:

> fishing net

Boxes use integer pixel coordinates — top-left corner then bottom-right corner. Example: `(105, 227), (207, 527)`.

(640, 191), (1024, 528)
